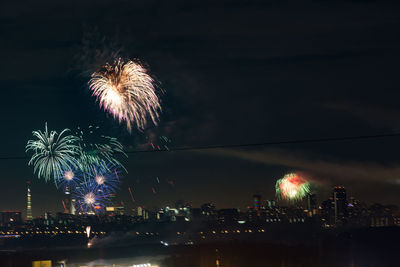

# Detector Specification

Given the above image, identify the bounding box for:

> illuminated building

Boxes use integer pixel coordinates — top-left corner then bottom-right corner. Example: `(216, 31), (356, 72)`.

(143, 210), (149, 220)
(217, 209), (239, 223)
(26, 181), (33, 220)
(307, 193), (317, 217)
(106, 206), (125, 216)
(105, 194), (125, 216)
(333, 186), (347, 225)
(70, 198), (76, 215)
(137, 206), (143, 217)
(0, 211), (22, 227)
(201, 203), (216, 219)
(320, 198), (335, 226)
(369, 203), (397, 227)
(63, 186), (71, 214)
(253, 194), (262, 211)
(267, 200), (276, 208)
(44, 212), (54, 225)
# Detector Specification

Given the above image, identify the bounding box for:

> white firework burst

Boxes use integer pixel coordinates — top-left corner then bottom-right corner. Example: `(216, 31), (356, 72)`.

(89, 58), (161, 132)
(26, 123), (80, 183)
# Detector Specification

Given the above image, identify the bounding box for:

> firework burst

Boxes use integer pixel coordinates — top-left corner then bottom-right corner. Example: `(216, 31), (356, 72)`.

(76, 126), (127, 173)
(89, 58), (161, 132)
(88, 163), (122, 194)
(73, 181), (111, 214)
(26, 123), (80, 183)
(275, 173), (310, 201)
(56, 166), (82, 191)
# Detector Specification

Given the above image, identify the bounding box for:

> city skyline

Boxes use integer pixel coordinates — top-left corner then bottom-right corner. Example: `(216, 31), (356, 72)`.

(4, 180), (399, 219)
(1, 185), (398, 232)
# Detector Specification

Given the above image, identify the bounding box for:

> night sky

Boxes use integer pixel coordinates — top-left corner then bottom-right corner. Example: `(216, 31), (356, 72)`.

(1, 0), (400, 217)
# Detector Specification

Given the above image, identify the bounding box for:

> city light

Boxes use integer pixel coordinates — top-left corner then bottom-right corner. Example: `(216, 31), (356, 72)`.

(86, 226), (91, 238)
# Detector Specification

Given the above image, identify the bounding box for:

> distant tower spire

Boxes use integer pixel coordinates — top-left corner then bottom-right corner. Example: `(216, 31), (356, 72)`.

(63, 186), (71, 214)
(26, 181), (33, 220)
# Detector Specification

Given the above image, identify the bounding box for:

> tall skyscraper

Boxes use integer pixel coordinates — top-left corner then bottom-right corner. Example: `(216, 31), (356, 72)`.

(63, 186), (71, 214)
(307, 193), (317, 216)
(70, 198), (76, 215)
(267, 200), (276, 208)
(137, 206), (143, 217)
(60, 184), (77, 215)
(333, 186), (347, 225)
(320, 198), (335, 226)
(26, 181), (33, 220)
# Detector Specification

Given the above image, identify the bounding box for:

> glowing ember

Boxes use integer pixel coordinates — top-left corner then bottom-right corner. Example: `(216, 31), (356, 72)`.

(95, 175), (105, 185)
(63, 170), (74, 181)
(84, 192), (96, 205)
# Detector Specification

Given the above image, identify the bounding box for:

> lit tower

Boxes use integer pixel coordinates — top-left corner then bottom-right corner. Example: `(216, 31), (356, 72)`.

(62, 185), (76, 215)
(63, 186), (71, 214)
(26, 181), (33, 220)
(253, 194), (262, 211)
(307, 193), (317, 217)
(70, 198), (76, 215)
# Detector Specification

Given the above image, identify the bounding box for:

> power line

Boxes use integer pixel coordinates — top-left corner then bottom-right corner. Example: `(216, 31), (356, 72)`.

(124, 132), (400, 153)
(2, 132), (400, 161)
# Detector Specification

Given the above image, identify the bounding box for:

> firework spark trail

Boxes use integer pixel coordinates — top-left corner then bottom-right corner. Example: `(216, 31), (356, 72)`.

(148, 135), (172, 151)
(128, 187), (135, 203)
(115, 169), (120, 182)
(275, 173), (310, 201)
(89, 58), (161, 132)
(26, 123), (80, 183)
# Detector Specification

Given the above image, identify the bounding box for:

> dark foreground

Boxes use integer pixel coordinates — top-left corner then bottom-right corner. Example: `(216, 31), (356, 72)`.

(1, 227), (399, 267)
